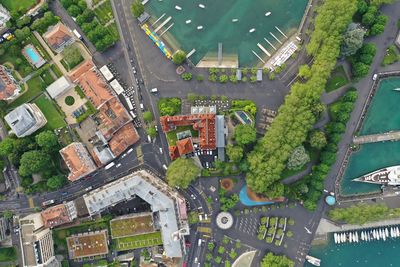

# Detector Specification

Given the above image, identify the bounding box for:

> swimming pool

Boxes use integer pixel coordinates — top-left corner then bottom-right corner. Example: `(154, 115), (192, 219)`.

(235, 111), (252, 124)
(25, 46), (40, 63)
(239, 185), (274, 206)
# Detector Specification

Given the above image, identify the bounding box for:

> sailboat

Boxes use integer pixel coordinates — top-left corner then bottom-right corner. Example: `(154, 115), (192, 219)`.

(265, 12), (271, 16)
(249, 28), (256, 33)
(393, 88), (400, 91)
(232, 18), (239, 22)
(175, 5), (182, 10)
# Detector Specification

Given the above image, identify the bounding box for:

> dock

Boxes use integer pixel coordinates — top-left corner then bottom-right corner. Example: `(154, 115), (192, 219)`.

(353, 131), (400, 144)
(264, 38), (276, 50)
(252, 50), (265, 63)
(152, 13), (166, 27)
(159, 23), (174, 37)
(275, 26), (288, 38)
(257, 43), (271, 57)
(218, 43), (223, 66)
(154, 16), (172, 33)
(269, 32), (282, 44)
(187, 49), (196, 58)
(141, 0), (149, 5)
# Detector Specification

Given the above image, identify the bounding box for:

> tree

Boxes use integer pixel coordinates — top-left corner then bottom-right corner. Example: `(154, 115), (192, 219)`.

(172, 50), (187, 65)
(361, 6), (378, 26)
(18, 150), (51, 177)
(143, 111), (153, 123)
(35, 131), (59, 152)
(226, 144), (243, 163)
(166, 158), (200, 188)
(47, 175), (67, 190)
(309, 131), (327, 149)
(2, 210), (13, 219)
(298, 65), (312, 79)
(370, 23), (385, 36)
(341, 24), (366, 56)
(16, 16), (31, 28)
(158, 98), (181, 116)
(234, 124), (256, 147)
(131, 0), (145, 17)
(261, 252), (294, 267)
(147, 126), (157, 138)
(181, 72), (192, 81)
(0, 137), (15, 157)
(67, 5), (82, 17)
(287, 146), (310, 170)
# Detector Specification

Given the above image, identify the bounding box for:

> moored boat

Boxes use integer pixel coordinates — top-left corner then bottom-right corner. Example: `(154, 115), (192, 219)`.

(306, 255), (321, 267)
(249, 28), (256, 33)
(265, 12), (271, 16)
(198, 4), (205, 8)
(175, 5), (182, 10)
(352, 166), (400, 185)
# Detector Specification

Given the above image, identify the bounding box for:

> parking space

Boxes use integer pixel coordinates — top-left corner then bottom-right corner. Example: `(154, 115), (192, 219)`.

(235, 216), (259, 236)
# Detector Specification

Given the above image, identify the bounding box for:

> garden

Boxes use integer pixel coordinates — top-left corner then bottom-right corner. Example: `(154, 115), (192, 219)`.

(257, 216), (294, 247)
(7, 75), (47, 109)
(204, 237), (243, 267)
(61, 45), (84, 71)
(114, 231), (163, 251)
(0, 246), (17, 263)
(2, 0), (36, 17)
(325, 65), (349, 93)
(382, 45), (399, 66)
(33, 94), (67, 130)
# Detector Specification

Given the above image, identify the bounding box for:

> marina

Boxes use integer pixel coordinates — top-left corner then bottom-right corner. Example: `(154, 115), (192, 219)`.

(333, 226), (400, 244)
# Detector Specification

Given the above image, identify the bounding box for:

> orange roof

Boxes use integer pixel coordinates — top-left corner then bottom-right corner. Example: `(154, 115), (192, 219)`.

(96, 97), (132, 140)
(68, 60), (114, 108)
(176, 137), (194, 156)
(67, 230), (109, 259)
(41, 204), (72, 228)
(169, 146), (180, 160)
(0, 67), (18, 100)
(60, 142), (97, 181)
(108, 123), (139, 157)
(160, 114), (216, 151)
(43, 22), (73, 51)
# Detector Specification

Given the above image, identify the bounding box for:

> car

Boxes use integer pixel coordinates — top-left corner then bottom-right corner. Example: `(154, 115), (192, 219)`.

(205, 162), (209, 168)
(194, 257), (198, 263)
(116, 163), (122, 168)
(155, 125), (158, 132)
(135, 78), (139, 85)
(159, 147), (163, 153)
(190, 194), (196, 200)
(132, 67), (137, 74)
(150, 88), (158, 93)
(85, 186), (93, 192)
(162, 164), (168, 170)
(127, 148), (134, 154)
(140, 103), (144, 111)
(62, 192), (68, 196)
(373, 74), (378, 81)
(121, 153), (127, 158)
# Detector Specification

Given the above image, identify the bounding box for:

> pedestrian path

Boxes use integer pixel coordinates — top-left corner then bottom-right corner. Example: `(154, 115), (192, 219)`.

(353, 130), (400, 144)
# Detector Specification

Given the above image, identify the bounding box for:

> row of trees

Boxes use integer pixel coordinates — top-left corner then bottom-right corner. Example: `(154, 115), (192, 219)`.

(245, 0), (358, 197)
(261, 252), (294, 267)
(61, 0), (117, 51)
(328, 203), (400, 225)
(0, 131), (67, 193)
(289, 89), (358, 210)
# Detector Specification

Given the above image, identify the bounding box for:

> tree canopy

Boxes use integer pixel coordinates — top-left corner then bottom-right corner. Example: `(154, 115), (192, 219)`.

(131, 0), (145, 18)
(341, 23), (366, 56)
(35, 131), (59, 152)
(158, 98), (181, 116)
(166, 158), (200, 188)
(234, 124), (257, 147)
(172, 50), (187, 65)
(287, 146), (310, 170)
(143, 111), (153, 123)
(47, 175), (67, 190)
(226, 144), (243, 163)
(19, 150), (52, 177)
(309, 130), (327, 149)
(261, 252), (294, 267)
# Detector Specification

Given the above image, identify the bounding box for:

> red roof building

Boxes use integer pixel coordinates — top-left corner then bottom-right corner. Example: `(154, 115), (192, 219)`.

(168, 137), (195, 160)
(0, 65), (20, 101)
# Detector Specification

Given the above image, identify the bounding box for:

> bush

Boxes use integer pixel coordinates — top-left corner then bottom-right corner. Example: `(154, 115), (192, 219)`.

(229, 75), (237, 83)
(287, 146), (310, 170)
(219, 74), (228, 83)
(143, 111), (153, 123)
(250, 75), (257, 83)
(172, 50), (187, 65)
(268, 72), (275, 80)
(131, 0), (145, 18)
(209, 67), (219, 75)
(158, 98), (181, 116)
(181, 72), (192, 81)
(196, 75), (204, 81)
(241, 76), (248, 82)
(208, 74), (218, 82)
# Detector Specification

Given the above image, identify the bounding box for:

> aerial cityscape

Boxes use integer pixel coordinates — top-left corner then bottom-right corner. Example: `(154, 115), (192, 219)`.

(0, 0), (399, 266)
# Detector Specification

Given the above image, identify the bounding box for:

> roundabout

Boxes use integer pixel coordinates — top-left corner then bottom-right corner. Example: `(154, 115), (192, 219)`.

(216, 211), (234, 230)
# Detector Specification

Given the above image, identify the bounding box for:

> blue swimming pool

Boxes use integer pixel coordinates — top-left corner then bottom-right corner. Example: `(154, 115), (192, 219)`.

(239, 185), (274, 206)
(25, 46), (40, 63)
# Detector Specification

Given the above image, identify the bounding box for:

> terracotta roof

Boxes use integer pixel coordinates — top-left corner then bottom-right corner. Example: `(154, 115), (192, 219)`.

(108, 123), (139, 157)
(41, 204), (72, 228)
(0, 66), (18, 100)
(160, 114), (216, 151)
(43, 22), (73, 51)
(66, 230), (109, 259)
(169, 146), (180, 160)
(68, 60), (114, 108)
(60, 142), (97, 181)
(96, 97), (132, 140)
(176, 137), (194, 156)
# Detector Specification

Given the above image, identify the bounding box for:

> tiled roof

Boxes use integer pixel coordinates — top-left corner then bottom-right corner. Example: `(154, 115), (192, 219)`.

(0, 66), (18, 100)
(60, 142), (97, 181)
(43, 22), (73, 51)
(176, 137), (194, 156)
(108, 123), (139, 157)
(41, 204), (72, 228)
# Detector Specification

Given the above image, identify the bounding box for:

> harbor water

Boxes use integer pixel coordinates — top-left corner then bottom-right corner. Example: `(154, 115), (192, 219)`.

(306, 231), (400, 267)
(146, 0), (308, 66)
(340, 78), (400, 195)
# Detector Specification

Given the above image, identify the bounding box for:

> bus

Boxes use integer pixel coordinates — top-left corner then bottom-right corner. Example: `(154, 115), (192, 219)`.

(124, 96), (134, 111)
(73, 29), (82, 40)
(105, 162), (115, 170)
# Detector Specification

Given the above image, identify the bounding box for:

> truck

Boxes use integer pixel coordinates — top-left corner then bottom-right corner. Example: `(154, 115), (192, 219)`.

(42, 199), (55, 207)
(73, 29), (82, 40)
(150, 88), (158, 93)
(105, 162), (115, 170)
(130, 111), (137, 119)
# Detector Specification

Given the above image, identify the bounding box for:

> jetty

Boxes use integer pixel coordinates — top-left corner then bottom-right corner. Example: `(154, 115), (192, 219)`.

(154, 16), (172, 33)
(353, 131), (400, 144)
(252, 50), (265, 63)
(257, 43), (271, 57)
(275, 26), (288, 38)
(269, 32), (282, 44)
(159, 23), (174, 37)
(187, 49), (196, 58)
(264, 38), (277, 50)
(151, 13), (166, 27)
(218, 43), (223, 66)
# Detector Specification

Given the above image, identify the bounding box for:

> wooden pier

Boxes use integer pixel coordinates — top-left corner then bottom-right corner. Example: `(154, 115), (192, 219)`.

(353, 131), (400, 144)
(264, 38), (276, 50)
(154, 16), (172, 33)
(269, 32), (282, 44)
(257, 43), (271, 57)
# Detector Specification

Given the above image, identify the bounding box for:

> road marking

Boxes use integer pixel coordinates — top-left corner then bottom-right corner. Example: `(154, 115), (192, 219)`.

(28, 197), (35, 208)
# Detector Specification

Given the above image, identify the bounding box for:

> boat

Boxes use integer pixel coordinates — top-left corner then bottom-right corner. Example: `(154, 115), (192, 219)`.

(393, 88), (400, 91)
(306, 255), (321, 267)
(232, 19), (239, 22)
(352, 166), (400, 185)
(355, 232), (359, 242)
(198, 4), (205, 8)
(265, 12), (271, 16)
(249, 28), (256, 33)
(361, 231), (364, 241)
(185, 20), (191, 24)
(396, 227), (400, 237)
(386, 228), (389, 238)
(349, 233), (353, 243)
(334, 233), (338, 244)
(175, 5), (182, 10)
(197, 26), (203, 30)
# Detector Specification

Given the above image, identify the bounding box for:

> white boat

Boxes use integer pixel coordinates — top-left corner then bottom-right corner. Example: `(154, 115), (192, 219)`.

(396, 227), (400, 237)
(390, 228), (393, 238)
(386, 228), (389, 238)
(232, 19), (239, 22)
(249, 28), (256, 33)
(349, 233), (353, 243)
(185, 20), (191, 24)
(361, 232), (364, 241)
(306, 255), (321, 267)
(341, 233), (345, 243)
(265, 12), (271, 16)
(198, 4), (205, 8)
(383, 230), (386, 241)
(393, 88), (400, 91)
(197, 26), (203, 30)
(334, 233), (338, 244)
(353, 166), (400, 185)
(355, 232), (359, 242)
(175, 5), (182, 10)
(373, 230), (377, 239)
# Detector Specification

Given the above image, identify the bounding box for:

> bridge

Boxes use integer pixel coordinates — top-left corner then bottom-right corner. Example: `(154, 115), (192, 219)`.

(353, 131), (400, 144)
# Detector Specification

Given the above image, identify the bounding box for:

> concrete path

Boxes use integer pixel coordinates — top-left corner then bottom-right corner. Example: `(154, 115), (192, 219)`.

(353, 130), (400, 144)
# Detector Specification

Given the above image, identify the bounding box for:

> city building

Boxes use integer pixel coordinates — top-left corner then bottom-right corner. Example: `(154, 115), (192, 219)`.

(0, 65), (21, 101)
(43, 22), (74, 53)
(0, 217), (8, 242)
(0, 5), (10, 31)
(66, 229), (109, 260)
(216, 115), (227, 161)
(19, 213), (59, 267)
(41, 202), (77, 228)
(45, 76), (73, 99)
(5, 103), (47, 137)
(60, 142), (97, 181)
(169, 137), (195, 160)
(82, 169), (189, 258)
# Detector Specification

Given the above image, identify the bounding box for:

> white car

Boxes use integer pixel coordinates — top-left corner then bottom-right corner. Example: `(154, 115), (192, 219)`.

(155, 125), (158, 132)
(373, 74), (378, 81)
(159, 147), (163, 153)
(116, 163), (122, 168)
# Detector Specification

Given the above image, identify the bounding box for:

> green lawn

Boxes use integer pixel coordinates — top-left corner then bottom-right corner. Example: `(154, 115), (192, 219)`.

(94, 1), (114, 25)
(50, 64), (63, 78)
(106, 23), (120, 40)
(33, 95), (66, 130)
(166, 125), (199, 146)
(382, 45), (399, 66)
(115, 232), (163, 251)
(2, 0), (36, 16)
(0, 247), (17, 262)
(40, 68), (55, 86)
(8, 76), (46, 109)
(325, 65), (349, 93)
(0, 50), (33, 78)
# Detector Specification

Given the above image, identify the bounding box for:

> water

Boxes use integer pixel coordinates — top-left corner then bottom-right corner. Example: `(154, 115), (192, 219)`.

(146, 0), (308, 66)
(25, 46), (40, 63)
(239, 185), (273, 206)
(305, 232), (400, 267)
(340, 78), (400, 196)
